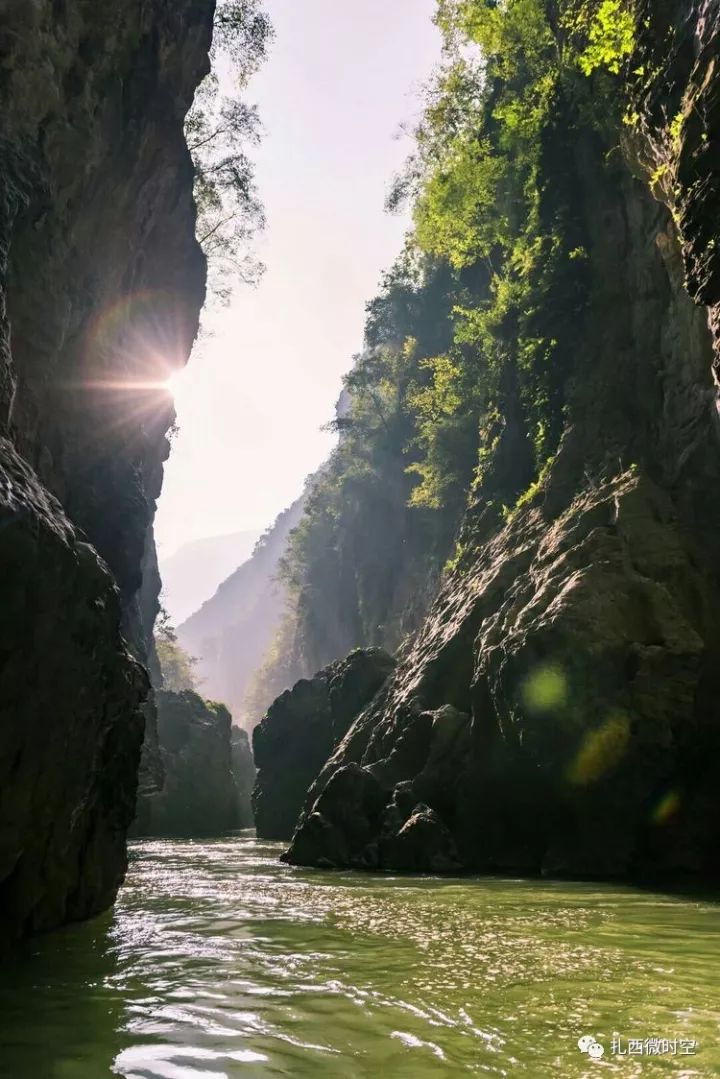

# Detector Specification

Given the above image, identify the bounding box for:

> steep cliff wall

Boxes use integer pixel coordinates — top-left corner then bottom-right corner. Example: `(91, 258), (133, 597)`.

(0, 0), (213, 940)
(135, 690), (247, 838)
(283, 1), (720, 880)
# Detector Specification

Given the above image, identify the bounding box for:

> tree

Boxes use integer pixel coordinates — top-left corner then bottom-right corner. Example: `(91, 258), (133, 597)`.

(186, 0), (274, 303)
(155, 608), (199, 693)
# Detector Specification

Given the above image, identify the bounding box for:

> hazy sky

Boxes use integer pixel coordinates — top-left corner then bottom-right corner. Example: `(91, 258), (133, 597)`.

(155, 0), (440, 559)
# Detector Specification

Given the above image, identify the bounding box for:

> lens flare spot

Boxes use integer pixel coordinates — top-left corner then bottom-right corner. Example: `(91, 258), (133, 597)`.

(522, 665), (567, 713)
(652, 789), (682, 826)
(568, 713), (630, 786)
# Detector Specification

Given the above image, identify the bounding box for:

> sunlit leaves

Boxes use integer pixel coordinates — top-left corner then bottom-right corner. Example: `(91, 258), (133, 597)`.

(437, 0), (553, 71)
(575, 0), (636, 76)
(400, 0), (621, 505)
(414, 137), (508, 267)
(405, 345), (486, 509)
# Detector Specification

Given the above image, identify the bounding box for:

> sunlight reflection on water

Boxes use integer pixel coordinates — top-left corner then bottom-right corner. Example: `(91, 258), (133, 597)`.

(0, 835), (718, 1078)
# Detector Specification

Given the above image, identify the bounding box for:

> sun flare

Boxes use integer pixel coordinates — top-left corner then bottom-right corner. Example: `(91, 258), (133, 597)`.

(162, 370), (185, 396)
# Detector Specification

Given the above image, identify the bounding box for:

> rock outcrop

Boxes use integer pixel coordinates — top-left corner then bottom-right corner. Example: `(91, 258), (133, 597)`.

(0, 0), (212, 940)
(0, 440), (147, 937)
(252, 648), (395, 840)
(284, 2), (720, 881)
(135, 691), (246, 838)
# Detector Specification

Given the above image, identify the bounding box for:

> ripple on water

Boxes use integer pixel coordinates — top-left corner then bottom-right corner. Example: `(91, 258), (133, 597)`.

(0, 836), (718, 1078)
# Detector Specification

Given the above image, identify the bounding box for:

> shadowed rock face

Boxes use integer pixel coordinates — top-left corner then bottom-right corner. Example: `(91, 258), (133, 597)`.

(231, 728), (256, 829)
(0, 439), (147, 937)
(252, 649), (396, 841)
(134, 692), (245, 838)
(0, 0), (212, 940)
(285, 3), (720, 881)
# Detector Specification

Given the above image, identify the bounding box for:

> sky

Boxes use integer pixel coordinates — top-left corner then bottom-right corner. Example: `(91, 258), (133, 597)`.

(155, 0), (441, 560)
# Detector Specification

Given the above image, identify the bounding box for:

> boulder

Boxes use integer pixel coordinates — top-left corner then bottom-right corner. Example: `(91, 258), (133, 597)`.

(252, 648), (395, 840)
(283, 764), (388, 869)
(381, 805), (462, 874)
(285, 766), (462, 874)
(284, 705), (471, 873)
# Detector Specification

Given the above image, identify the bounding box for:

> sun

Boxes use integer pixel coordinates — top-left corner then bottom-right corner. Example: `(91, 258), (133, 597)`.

(163, 370), (184, 396)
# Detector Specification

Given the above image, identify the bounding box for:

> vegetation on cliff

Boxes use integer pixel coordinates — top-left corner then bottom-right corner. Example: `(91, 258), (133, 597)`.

(155, 609), (199, 693)
(256, 0), (720, 879)
(134, 690), (252, 838)
(188, 0), (274, 300)
(254, 0), (646, 687)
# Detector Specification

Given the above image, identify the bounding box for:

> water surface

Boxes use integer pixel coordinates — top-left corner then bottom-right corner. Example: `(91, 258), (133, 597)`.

(0, 835), (718, 1077)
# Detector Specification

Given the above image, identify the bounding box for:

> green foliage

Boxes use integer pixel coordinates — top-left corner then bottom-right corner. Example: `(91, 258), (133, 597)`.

(213, 0), (273, 76)
(648, 107), (685, 192)
(576, 1), (636, 76)
(271, 0), (637, 677)
(187, 0), (273, 303)
(414, 137), (508, 268)
(406, 350), (484, 509)
(400, 0), (623, 498)
(507, 454), (556, 520)
(668, 109), (684, 151)
(155, 608), (198, 693)
(278, 252), (461, 670)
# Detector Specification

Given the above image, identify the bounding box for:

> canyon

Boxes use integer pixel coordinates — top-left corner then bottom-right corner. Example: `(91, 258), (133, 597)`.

(1, 4), (720, 1076)
(1, 0), (720, 961)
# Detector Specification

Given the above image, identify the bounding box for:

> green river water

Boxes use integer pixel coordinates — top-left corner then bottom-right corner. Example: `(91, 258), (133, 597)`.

(0, 835), (718, 1077)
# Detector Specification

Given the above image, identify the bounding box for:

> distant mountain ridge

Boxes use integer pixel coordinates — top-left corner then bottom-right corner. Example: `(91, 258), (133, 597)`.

(177, 497), (306, 728)
(160, 530), (260, 625)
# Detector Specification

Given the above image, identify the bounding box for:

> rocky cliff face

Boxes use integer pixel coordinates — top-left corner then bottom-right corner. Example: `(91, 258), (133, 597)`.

(253, 649), (395, 840)
(135, 691), (247, 838)
(0, 0), (213, 940)
(282, 2), (720, 880)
